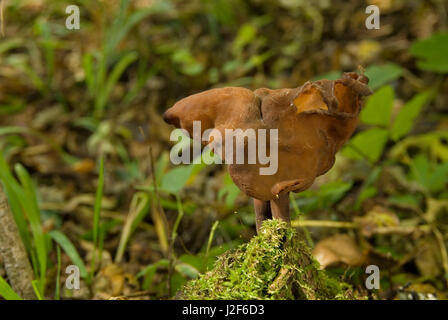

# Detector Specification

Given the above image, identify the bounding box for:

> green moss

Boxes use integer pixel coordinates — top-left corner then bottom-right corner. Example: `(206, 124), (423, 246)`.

(179, 219), (352, 300)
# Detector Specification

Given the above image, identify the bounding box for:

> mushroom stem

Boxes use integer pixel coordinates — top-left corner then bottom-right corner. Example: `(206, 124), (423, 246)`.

(270, 192), (290, 224)
(254, 198), (272, 233)
(253, 192), (291, 234)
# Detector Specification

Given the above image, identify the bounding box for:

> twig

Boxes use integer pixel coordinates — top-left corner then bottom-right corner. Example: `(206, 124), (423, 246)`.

(139, 127), (169, 255)
(203, 221), (219, 271)
(431, 227), (448, 287)
(413, 200), (448, 287)
(0, 184), (36, 299)
(138, 127), (170, 293)
(290, 193), (314, 247)
(291, 219), (358, 229)
(291, 219), (431, 235)
(109, 290), (156, 300)
(268, 268), (293, 293)
(167, 195), (184, 296)
(0, 0), (4, 37)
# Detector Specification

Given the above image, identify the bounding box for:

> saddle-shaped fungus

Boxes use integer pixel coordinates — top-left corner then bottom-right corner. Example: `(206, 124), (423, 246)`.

(164, 72), (372, 232)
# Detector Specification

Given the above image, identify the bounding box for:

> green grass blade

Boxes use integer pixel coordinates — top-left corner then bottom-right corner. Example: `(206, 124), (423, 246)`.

(90, 155), (105, 281)
(0, 276), (22, 300)
(49, 230), (88, 279)
(55, 246), (61, 300)
(31, 280), (43, 300)
(95, 51), (138, 117)
(172, 195), (185, 242)
(93, 155), (105, 249)
(14, 164), (47, 296)
(103, 0), (169, 59)
(137, 259), (169, 291)
(203, 221), (219, 271)
(82, 52), (96, 96)
(115, 192), (150, 263)
(0, 159), (32, 252)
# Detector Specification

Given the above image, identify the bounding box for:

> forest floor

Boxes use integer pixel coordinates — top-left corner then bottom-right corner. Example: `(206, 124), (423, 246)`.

(0, 0), (447, 300)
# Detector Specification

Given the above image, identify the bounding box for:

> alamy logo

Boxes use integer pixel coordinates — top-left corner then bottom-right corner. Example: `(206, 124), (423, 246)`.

(65, 5), (80, 30)
(169, 121), (279, 175)
(365, 265), (380, 289)
(65, 265), (80, 290)
(365, 5), (380, 30)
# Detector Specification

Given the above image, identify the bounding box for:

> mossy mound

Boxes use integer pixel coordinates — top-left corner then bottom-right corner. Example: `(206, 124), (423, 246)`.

(179, 219), (352, 300)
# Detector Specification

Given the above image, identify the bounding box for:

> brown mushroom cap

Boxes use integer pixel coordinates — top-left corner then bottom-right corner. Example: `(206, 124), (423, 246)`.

(164, 72), (372, 201)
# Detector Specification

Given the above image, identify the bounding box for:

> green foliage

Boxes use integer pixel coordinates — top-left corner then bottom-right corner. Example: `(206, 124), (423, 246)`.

(83, 0), (171, 118)
(408, 154), (448, 195)
(389, 131), (448, 163)
(0, 152), (48, 297)
(293, 180), (353, 214)
(90, 155), (105, 282)
(410, 32), (448, 73)
(14, 164), (48, 292)
(49, 230), (88, 279)
(354, 166), (381, 210)
(343, 127), (389, 163)
(31, 280), (44, 300)
(343, 85), (433, 163)
(1, 0), (447, 300)
(137, 150), (208, 196)
(137, 240), (236, 294)
(54, 246), (61, 300)
(115, 192), (151, 263)
(137, 259), (169, 291)
(0, 276), (22, 300)
(172, 48), (204, 76)
(313, 63), (403, 89)
(313, 70), (342, 81)
(233, 24), (257, 54)
(0, 151), (94, 297)
(360, 85), (394, 127)
(160, 165), (198, 194)
(390, 90), (433, 141)
(33, 20), (56, 87)
(364, 63), (404, 90)
(339, 81), (436, 209)
(386, 141), (448, 206)
(92, 51), (138, 116)
(205, 0), (238, 26)
(218, 173), (241, 208)
(204, 221), (220, 270)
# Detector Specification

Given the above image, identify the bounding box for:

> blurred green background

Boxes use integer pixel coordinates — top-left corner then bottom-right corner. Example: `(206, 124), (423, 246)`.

(0, 0), (447, 300)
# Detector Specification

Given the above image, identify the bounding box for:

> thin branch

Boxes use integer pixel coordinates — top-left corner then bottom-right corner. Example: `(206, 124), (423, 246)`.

(292, 219), (358, 229)
(291, 219), (431, 235)
(0, 0), (4, 37)
(432, 228), (448, 285)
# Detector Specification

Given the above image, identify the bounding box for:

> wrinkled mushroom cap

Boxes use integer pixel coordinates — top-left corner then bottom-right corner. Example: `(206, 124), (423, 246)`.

(164, 72), (372, 201)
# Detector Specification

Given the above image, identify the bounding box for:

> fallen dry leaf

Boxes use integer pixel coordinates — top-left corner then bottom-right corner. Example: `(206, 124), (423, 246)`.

(313, 234), (366, 269)
(71, 158), (96, 174)
(415, 237), (443, 278)
(93, 264), (125, 299)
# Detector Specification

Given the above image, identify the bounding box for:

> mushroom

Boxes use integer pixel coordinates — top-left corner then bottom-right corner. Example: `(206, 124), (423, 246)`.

(163, 72), (372, 233)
